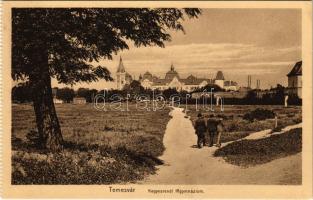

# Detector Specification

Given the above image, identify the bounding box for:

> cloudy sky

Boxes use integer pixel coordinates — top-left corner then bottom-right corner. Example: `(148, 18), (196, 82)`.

(53, 8), (301, 90)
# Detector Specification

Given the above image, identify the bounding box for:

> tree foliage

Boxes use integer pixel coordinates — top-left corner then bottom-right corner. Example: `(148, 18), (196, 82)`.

(56, 87), (75, 103)
(77, 88), (98, 102)
(195, 83), (224, 93)
(12, 83), (32, 103)
(12, 8), (201, 84)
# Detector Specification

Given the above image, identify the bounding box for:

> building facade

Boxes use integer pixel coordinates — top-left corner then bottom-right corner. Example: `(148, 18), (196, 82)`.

(286, 61), (302, 98)
(115, 59), (239, 92)
(139, 64), (212, 92)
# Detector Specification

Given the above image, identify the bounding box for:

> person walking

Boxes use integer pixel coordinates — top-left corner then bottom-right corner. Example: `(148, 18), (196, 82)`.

(207, 117), (218, 147)
(194, 112), (207, 148)
(216, 118), (224, 148)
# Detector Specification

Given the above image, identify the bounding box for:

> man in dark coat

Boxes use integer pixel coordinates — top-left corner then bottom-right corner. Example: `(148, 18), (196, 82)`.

(194, 112), (207, 148)
(207, 117), (218, 147)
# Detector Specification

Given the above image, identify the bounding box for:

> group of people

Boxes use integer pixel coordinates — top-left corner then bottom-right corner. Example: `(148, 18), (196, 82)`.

(193, 112), (224, 148)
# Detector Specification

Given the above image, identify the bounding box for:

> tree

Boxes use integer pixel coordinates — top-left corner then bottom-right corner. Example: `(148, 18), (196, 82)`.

(12, 83), (32, 103)
(56, 87), (75, 103)
(245, 90), (257, 104)
(123, 80), (145, 99)
(163, 88), (179, 99)
(12, 8), (201, 150)
(195, 83), (224, 93)
(77, 88), (98, 102)
(273, 84), (285, 104)
(129, 80), (144, 92)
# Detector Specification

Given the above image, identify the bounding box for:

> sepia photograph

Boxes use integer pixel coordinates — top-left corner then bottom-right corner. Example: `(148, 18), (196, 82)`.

(1, 1), (312, 198)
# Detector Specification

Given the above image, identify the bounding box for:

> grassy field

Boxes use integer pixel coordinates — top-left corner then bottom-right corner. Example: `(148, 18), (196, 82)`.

(12, 103), (302, 184)
(186, 104), (302, 143)
(12, 103), (171, 184)
(214, 128), (302, 167)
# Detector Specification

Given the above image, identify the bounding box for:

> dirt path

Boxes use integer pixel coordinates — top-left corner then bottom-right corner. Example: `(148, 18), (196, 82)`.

(142, 107), (301, 185)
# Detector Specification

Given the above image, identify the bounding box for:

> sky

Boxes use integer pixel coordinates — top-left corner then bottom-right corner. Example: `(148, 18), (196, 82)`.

(52, 8), (302, 90)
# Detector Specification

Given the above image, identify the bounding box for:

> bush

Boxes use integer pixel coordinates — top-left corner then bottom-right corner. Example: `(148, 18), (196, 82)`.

(271, 126), (282, 133)
(243, 108), (275, 122)
(287, 94), (302, 106)
(214, 128), (302, 167)
(12, 142), (162, 184)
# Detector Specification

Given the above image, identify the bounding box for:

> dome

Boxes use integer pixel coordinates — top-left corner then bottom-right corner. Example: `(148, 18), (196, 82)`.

(187, 75), (196, 80)
(165, 64), (180, 80)
(143, 71), (153, 80)
(215, 71), (225, 80)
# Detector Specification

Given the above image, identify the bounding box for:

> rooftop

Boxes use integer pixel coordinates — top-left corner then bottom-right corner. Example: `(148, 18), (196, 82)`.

(287, 61), (302, 77)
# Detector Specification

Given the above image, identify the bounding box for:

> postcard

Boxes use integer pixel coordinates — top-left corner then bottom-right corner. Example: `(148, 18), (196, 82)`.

(1, 1), (312, 198)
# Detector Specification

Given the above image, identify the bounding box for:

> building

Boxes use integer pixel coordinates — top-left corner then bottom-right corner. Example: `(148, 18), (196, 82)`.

(214, 71), (238, 91)
(214, 71), (225, 89)
(73, 97), (87, 104)
(52, 88), (64, 104)
(139, 64), (212, 92)
(115, 58), (240, 92)
(215, 91), (247, 99)
(224, 80), (238, 91)
(53, 98), (64, 104)
(191, 90), (247, 99)
(255, 89), (277, 99)
(116, 57), (133, 90)
(286, 61), (302, 98)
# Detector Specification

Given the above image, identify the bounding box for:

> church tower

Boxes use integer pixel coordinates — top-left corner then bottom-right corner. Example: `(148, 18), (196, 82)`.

(214, 71), (225, 89)
(116, 56), (126, 90)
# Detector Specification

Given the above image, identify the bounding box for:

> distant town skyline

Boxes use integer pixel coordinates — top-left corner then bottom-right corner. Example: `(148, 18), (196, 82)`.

(52, 8), (301, 90)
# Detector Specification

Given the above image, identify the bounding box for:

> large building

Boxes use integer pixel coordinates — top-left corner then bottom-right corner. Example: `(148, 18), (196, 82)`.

(286, 61), (302, 98)
(115, 59), (239, 92)
(116, 57), (133, 90)
(139, 64), (212, 92)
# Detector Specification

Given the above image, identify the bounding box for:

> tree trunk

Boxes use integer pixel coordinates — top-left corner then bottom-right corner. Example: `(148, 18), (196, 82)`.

(29, 47), (63, 151)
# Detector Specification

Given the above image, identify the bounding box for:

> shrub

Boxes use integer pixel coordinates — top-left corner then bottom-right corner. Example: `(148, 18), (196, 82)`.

(293, 118), (302, 124)
(271, 126), (282, 133)
(214, 128), (302, 167)
(243, 108), (275, 122)
(12, 142), (163, 184)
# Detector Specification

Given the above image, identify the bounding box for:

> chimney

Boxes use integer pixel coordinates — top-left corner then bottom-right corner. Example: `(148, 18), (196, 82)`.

(248, 75), (252, 88)
(256, 79), (260, 89)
